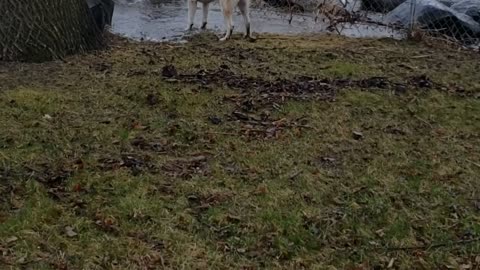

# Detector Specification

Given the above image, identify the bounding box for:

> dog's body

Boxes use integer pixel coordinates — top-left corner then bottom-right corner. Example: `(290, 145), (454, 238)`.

(186, 0), (252, 41)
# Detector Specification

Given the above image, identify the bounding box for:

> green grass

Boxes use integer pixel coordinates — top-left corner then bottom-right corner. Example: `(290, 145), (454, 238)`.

(0, 33), (479, 269)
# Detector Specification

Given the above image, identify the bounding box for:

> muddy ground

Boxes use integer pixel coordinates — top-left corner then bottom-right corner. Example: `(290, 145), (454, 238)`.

(0, 33), (479, 269)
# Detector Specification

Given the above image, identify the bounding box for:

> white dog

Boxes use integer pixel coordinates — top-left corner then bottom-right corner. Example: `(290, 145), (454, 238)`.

(186, 0), (252, 41)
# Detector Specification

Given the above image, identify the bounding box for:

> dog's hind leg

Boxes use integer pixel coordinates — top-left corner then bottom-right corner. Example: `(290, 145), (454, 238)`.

(238, 0), (252, 39)
(219, 0), (234, 41)
(186, 0), (197, 30)
(201, 2), (210, 29)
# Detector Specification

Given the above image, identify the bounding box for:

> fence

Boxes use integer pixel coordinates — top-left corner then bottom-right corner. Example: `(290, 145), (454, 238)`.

(313, 0), (480, 48)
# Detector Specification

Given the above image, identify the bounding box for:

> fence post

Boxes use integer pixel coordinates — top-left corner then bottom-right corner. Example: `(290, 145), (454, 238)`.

(408, 0), (417, 37)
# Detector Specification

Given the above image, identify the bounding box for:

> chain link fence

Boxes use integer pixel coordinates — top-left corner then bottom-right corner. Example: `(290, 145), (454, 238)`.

(312, 0), (480, 48)
(0, 0), (104, 62)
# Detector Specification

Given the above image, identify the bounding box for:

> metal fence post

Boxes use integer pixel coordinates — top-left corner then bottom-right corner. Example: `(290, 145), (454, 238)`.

(408, 0), (417, 38)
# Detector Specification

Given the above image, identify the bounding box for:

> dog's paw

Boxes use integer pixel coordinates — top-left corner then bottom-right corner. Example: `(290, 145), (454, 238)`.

(243, 34), (256, 41)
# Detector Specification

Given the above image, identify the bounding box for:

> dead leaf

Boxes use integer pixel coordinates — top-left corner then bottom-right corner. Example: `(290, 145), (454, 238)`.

(446, 257), (459, 269)
(132, 122), (149, 130)
(253, 184), (268, 195)
(350, 202), (361, 210)
(237, 248), (247, 253)
(72, 184), (82, 192)
(72, 159), (84, 170)
(65, 226), (77, 237)
(375, 229), (385, 237)
(5, 236), (18, 244)
(322, 157), (336, 162)
(16, 256), (27, 264)
(9, 196), (23, 209)
(387, 258), (395, 268)
(353, 131), (364, 140)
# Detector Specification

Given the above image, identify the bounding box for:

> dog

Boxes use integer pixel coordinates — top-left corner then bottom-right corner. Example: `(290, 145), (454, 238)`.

(186, 0), (252, 41)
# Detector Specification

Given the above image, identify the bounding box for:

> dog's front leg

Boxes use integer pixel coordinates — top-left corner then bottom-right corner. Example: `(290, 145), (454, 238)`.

(219, 2), (234, 41)
(238, 0), (252, 39)
(186, 0), (197, 31)
(201, 2), (210, 29)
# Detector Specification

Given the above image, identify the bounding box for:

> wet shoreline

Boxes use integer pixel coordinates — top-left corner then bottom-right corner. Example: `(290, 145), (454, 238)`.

(111, 0), (404, 42)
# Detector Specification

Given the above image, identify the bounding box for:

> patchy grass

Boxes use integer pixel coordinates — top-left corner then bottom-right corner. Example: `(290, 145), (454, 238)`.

(0, 33), (479, 269)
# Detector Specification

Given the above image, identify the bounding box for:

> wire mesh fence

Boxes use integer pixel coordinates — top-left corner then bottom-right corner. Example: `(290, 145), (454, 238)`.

(312, 0), (480, 48)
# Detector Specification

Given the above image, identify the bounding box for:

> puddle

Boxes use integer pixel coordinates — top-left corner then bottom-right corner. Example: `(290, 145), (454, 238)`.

(111, 0), (405, 41)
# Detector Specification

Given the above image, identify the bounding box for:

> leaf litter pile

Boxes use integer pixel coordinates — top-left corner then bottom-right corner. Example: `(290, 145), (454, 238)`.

(163, 64), (447, 139)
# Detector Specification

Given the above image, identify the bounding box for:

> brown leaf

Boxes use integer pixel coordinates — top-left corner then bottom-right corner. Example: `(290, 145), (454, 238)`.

(133, 123), (149, 130)
(253, 184), (268, 195)
(72, 184), (82, 192)
(73, 159), (84, 170)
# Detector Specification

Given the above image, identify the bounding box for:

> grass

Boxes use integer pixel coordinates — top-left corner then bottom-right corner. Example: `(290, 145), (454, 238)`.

(0, 33), (479, 269)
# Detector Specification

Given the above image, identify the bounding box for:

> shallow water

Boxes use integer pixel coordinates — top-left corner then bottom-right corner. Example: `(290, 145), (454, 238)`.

(111, 0), (404, 41)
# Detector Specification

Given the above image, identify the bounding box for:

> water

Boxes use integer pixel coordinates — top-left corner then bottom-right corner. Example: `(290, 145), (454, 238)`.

(111, 0), (404, 42)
